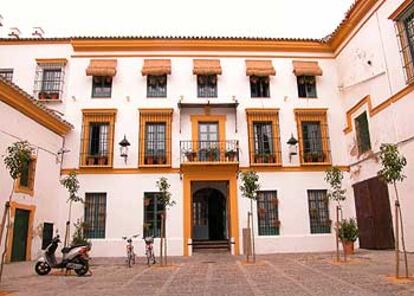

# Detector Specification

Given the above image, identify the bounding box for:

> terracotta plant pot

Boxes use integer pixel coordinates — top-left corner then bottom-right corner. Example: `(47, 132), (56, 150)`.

(146, 156), (154, 165)
(185, 152), (196, 162)
(342, 240), (354, 255)
(97, 156), (108, 165)
(87, 156), (96, 165)
(156, 156), (166, 164)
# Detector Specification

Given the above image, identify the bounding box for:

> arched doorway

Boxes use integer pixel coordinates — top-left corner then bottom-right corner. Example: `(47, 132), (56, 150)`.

(192, 187), (227, 241)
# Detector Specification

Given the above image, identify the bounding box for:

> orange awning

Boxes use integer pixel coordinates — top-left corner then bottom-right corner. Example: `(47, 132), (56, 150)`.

(292, 61), (323, 76)
(86, 59), (117, 77)
(193, 59), (222, 75)
(141, 59), (171, 76)
(245, 60), (276, 76)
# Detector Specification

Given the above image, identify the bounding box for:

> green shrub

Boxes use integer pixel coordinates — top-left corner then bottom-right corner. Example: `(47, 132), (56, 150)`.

(338, 218), (359, 242)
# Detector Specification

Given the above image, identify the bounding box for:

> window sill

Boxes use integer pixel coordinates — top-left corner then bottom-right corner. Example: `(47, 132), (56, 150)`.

(300, 162), (332, 166)
(139, 164), (171, 168)
(38, 99), (62, 103)
(146, 96), (167, 99)
(251, 97), (271, 99)
(298, 97), (318, 99)
(80, 165), (113, 169)
(15, 186), (34, 196)
(250, 163), (282, 167)
(91, 96), (112, 99)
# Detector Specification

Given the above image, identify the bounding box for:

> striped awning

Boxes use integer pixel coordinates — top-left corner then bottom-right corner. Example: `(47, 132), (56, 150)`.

(141, 59), (171, 76)
(86, 59), (117, 77)
(245, 60), (276, 76)
(292, 61), (323, 76)
(193, 59), (222, 75)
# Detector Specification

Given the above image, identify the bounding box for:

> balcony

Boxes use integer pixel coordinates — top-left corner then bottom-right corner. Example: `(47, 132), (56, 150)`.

(180, 140), (239, 164)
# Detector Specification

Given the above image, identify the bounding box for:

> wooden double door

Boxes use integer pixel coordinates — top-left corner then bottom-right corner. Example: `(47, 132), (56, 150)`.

(353, 176), (394, 250)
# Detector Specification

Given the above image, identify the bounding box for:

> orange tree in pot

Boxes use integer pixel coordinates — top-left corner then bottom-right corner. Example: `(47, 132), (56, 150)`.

(338, 218), (359, 255)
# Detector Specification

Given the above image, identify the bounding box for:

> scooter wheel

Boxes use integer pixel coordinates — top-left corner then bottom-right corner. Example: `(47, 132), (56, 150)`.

(74, 261), (89, 276)
(35, 261), (51, 276)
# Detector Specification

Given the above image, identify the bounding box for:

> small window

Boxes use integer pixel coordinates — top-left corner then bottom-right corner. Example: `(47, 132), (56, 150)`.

(297, 76), (317, 98)
(308, 190), (330, 234)
(84, 193), (107, 239)
(42, 223), (54, 250)
(147, 75), (167, 97)
(253, 122), (276, 164)
(15, 157), (36, 195)
(88, 123), (110, 165)
(145, 123), (166, 165)
(144, 192), (165, 237)
(250, 76), (270, 98)
(302, 122), (325, 163)
(0, 69), (13, 82)
(197, 74), (217, 98)
(34, 63), (65, 100)
(355, 112), (371, 154)
(92, 76), (112, 98)
(257, 191), (279, 235)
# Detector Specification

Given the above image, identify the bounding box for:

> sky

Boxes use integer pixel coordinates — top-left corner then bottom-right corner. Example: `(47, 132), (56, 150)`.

(0, 0), (355, 39)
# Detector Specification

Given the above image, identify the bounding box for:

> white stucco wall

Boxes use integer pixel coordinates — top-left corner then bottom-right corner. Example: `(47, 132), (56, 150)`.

(0, 101), (66, 260)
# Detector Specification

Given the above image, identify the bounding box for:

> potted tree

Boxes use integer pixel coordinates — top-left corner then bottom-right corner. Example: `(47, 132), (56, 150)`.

(240, 171), (260, 263)
(0, 141), (33, 281)
(338, 218), (359, 255)
(156, 177), (175, 266)
(377, 143), (409, 279)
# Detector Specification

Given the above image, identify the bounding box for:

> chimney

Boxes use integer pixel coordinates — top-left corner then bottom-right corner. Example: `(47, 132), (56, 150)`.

(8, 27), (21, 39)
(32, 26), (44, 38)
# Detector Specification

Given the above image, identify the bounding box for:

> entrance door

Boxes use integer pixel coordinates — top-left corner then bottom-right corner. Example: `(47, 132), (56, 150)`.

(11, 209), (30, 262)
(353, 176), (394, 249)
(198, 122), (219, 161)
(192, 188), (226, 241)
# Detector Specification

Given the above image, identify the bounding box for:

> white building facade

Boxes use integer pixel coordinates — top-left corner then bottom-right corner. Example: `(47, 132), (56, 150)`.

(0, 0), (413, 259)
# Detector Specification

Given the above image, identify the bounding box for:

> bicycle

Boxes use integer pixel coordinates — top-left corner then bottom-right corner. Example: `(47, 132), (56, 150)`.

(144, 236), (156, 266)
(122, 234), (139, 268)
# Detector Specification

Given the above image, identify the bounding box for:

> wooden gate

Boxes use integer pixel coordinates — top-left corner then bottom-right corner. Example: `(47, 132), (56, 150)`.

(353, 176), (394, 249)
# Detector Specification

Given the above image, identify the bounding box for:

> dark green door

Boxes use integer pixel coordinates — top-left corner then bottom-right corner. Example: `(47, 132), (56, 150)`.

(11, 209), (30, 262)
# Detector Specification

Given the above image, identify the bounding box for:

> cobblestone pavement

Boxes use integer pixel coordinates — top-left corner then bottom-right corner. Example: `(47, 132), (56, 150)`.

(1, 250), (414, 296)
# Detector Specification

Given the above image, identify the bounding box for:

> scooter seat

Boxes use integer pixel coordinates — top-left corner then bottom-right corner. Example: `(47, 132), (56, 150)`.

(61, 244), (88, 254)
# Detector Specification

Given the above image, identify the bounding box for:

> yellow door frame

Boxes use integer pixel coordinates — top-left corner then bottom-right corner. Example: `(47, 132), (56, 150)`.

(182, 165), (239, 256)
(6, 201), (36, 263)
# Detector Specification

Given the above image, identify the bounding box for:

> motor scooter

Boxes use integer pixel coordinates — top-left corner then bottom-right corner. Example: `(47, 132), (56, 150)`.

(34, 235), (91, 276)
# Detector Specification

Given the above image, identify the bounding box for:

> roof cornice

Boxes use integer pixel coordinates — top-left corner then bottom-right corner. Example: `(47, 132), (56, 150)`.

(0, 79), (72, 136)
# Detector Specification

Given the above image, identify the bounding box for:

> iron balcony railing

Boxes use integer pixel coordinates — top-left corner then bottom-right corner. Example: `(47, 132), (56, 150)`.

(180, 140), (239, 164)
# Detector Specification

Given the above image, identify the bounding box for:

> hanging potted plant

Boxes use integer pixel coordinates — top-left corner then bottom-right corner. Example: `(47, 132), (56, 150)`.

(225, 149), (237, 161)
(198, 75), (205, 84)
(145, 154), (155, 165)
(185, 149), (196, 162)
(87, 155), (96, 165)
(156, 154), (166, 165)
(273, 220), (281, 228)
(207, 147), (219, 161)
(250, 76), (258, 84)
(97, 154), (108, 165)
(258, 207), (266, 219)
(338, 218), (359, 255)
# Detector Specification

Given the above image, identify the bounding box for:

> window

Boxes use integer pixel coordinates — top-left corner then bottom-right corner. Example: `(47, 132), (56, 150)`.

(81, 110), (116, 167)
(34, 60), (66, 101)
(393, 2), (414, 83)
(145, 123), (166, 164)
(143, 192), (165, 238)
(250, 76), (270, 98)
(92, 76), (112, 98)
(297, 76), (317, 98)
(253, 122), (276, 164)
(139, 109), (173, 166)
(355, 112), (371, 154)
(257, 191), (279, 236)
(197, 75), (217, 98)
(15, 157), (36, 196)
(84, 193), (106, 239)
(246, 109), (281, 165)
(295, 109), (331, 165)
(308, 190), (331, 234)
(147, 75), (167, 97)
(0, 69), (13, 82)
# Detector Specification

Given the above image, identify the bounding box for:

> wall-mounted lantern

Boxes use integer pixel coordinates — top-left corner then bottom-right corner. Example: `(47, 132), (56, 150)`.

(119, 135), (130, 164)
(287, 134), (298, 162)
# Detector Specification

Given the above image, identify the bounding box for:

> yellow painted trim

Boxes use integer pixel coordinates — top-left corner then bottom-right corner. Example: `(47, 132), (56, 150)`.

(80, 110), (117, 167)
(0, 80), (72, 135)
(294, 109), (331, 165)
(72, 53), (335, 59)
(245, 109), (281, 166)
(35, 58), (68, 65)
(15, 156), (37, 196)
(389, 0), (413, 20)
(343, 84), (414, 134)
(71, 39), (331, 53)
(182, 165), (239, 256)
(138, 108), (173, 167)
(240, 165), (350, 172)
(61, 167), (180, 174)
(6, 202), (36, 263)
